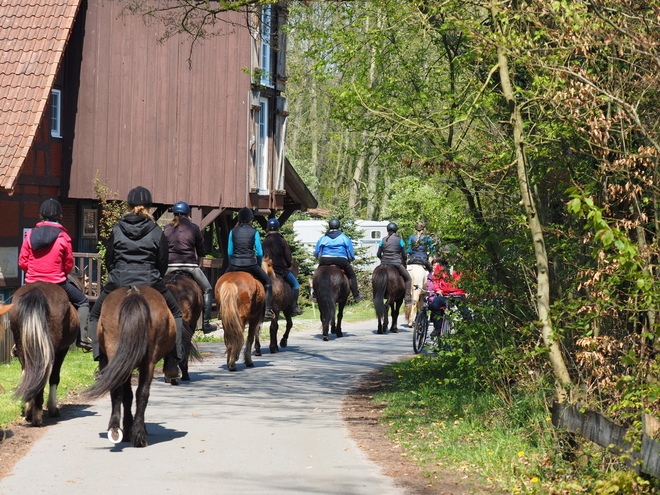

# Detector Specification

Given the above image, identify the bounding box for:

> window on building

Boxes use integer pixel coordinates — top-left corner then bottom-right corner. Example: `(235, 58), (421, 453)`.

(51, 89), (62, 138)
(260, 5), (273, 87)
(371, 231), (382, 239)
(256, 97), (270, 193)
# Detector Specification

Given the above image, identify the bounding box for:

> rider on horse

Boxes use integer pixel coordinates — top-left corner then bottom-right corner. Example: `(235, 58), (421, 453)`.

(18, 198), (92, 350)
(262, 218), (304, 316)
(406, 221), (434, 272)
(377, 222), (413, 306)
(314, 218), (364, 303)
(163, 201), (215, 333)
(88, 187), (184, 379)
(226, 207), (275, 321)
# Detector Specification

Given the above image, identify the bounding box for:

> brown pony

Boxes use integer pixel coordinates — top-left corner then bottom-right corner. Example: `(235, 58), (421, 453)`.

(7, 282), (78, 426)
(215, 271), (265, 371)
(312, 265), (350, 340)
(85, 286), (176, 447)
(163, 271), (202, 382)
(255, 258), (294, 355)
(371, 264), (405, 334)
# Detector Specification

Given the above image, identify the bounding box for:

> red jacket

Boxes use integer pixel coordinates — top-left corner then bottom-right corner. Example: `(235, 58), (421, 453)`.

(19, 221), (74, 284)
(427, 264), (466, 296)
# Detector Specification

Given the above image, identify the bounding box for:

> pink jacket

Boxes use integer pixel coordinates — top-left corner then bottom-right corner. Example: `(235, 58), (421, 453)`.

(19, 221), (74, 284)
(427, 264), (466, 296)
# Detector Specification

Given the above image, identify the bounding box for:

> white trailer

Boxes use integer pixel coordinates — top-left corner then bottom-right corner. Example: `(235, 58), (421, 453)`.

(292, 219), (390, 270)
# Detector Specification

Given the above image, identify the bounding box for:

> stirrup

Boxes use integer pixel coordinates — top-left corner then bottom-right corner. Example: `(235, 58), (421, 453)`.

(202, 322), (215, 334)
(78, 340), (93, 352)
(353, 294), (365, 303)
(264, 308), (275, 321)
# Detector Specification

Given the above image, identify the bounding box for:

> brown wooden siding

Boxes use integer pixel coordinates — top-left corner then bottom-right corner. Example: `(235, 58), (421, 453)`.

(68, 1), (254, 208)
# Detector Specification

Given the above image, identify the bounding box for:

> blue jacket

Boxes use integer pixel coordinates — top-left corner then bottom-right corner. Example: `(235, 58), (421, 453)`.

(314, 230), (355, 261)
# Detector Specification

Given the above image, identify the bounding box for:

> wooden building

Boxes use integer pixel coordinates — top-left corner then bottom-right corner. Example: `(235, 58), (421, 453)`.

(0, 0), (317, 294)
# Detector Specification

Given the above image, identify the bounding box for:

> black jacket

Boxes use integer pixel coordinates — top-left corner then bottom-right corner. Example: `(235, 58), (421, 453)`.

(105, 214), (169, 290)
(164, 217), (205, 265)
(262, 232), (292, 278)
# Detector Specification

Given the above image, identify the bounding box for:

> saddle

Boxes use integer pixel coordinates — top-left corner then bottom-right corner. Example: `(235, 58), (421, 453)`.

(167, 270), (196, 283)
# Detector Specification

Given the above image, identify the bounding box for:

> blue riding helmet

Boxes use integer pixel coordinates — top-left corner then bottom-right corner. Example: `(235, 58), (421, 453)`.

(267, 218), (280, 231)
(173, 201), (190, 215)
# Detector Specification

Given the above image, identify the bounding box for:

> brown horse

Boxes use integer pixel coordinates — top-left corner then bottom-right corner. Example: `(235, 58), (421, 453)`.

(215, 271), (265, 371)
(312, 265), (350, 340)
(85, 286), (176, 447)
(371, 264), (405, 334)
(8, 282), (78, 426)
(255, 259), (294, 355)
(163, 271), (202, 382)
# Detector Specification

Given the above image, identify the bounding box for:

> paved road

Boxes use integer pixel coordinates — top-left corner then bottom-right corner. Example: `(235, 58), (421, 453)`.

(0, 318), (415, 495)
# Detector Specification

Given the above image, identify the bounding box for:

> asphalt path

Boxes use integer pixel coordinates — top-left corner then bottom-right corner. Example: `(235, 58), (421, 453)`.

(0, 317), (415, 495)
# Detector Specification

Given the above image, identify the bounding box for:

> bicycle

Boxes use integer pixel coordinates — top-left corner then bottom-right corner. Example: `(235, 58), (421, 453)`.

(412, 288), (462, 354)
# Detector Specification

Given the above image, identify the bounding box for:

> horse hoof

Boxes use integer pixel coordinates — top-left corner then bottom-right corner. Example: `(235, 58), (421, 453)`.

(391, 328), (399, 333)
(336, 333), (343, 338)
(169, 379), (179, 386)
(181, 375), (190, 381)
(255, 349), (262, 356)
(377, 329), (384, 334)
(270, 346), (279, 354)
(108, 428), (123, 444)
(280, 339), (287, 348)
(322, 335), (329, 341)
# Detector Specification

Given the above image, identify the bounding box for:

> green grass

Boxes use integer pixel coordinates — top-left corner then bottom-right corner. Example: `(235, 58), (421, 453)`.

(0, 348), (97, 428)
(376, 355), (658, 494)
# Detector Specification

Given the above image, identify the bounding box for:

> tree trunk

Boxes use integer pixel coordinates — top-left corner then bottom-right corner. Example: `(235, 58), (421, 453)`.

(492, 3), (572, 401)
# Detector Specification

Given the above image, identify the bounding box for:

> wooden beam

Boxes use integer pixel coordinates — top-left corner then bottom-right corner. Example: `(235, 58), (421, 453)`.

(199, 208), (223, 230)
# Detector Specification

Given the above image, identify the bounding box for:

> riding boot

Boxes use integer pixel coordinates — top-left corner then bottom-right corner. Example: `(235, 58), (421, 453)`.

(89, 318), (101, 362)
(290, 288), (303, 316)
(202, 289), (215, 334)
(349, 276), (364, 303)
(164, 316), (183, 380)
(404, 279), (414, 307)
(76, 305), (93, 351)
(264, 285), (275, 321)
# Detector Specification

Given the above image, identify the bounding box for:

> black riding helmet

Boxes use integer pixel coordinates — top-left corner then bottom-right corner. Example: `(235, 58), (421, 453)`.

(328, 218), (340, 230)
(39, 198), (62, 220)
(387, 222), (398, 233)
(237, 207), (254, 223)
(127, 186), (153, 207)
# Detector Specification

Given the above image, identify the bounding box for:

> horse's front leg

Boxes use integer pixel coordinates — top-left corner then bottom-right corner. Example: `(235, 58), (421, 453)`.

(47, 348), (68, 417)
(390, 302), (402, 333)
(107, 383), (124, 444)
(131, 362), (153, 447)
(269, 317), (279, 353)
(254, 331), (262, 356)
(280, 316), (293, 348)
(336, 303), (345, 338)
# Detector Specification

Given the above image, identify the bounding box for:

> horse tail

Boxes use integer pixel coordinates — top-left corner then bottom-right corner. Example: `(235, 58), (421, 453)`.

(13, 289), (54, 403)
(315, 271), (336, 322)
(86, 293), (150, 399)
(372, 267), (388, 318)
(183, 321), (202, 362)
(219, 282), (244, 353)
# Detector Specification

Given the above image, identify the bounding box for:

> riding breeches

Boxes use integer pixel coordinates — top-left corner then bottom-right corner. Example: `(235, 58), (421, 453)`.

(285, 271), (300, 290)
(58, 280), (89, 309)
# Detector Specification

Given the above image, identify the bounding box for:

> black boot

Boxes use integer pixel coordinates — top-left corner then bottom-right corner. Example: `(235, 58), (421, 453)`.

(202, 289), (215, 334)
(264, 285), (275, 321)
(163, 317), (183, 380)
(290, 288), (303, 316)
(89, 318), (102, 362)
(349, 276), (364, 303)
(77, 305), (92, 351)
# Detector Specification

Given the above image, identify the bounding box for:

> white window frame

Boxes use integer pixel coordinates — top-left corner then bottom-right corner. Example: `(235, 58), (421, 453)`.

(260, 5), (273, 87)
(51, 89), (62, 138)
(256, 97), (270, 193)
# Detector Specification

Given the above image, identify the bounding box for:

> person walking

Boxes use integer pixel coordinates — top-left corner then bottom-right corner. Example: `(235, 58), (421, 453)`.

(19, 198), (92, 350)
(88, 187), (184, 379)
(164, 201), (215, 333)
(314, 218), (364, 303)
(261, 218), (303, 316)
(225, 207), (275, 320)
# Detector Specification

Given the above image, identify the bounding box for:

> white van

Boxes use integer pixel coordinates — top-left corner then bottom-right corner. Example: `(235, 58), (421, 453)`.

(292, 220), (390, 270)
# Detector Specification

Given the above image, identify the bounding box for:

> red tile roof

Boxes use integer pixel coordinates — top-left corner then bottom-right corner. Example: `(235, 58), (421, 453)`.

(0, 0), (81, 192)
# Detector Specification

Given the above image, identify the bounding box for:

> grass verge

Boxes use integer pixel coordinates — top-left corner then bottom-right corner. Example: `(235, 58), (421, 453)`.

(376, 354), (657, 494)
(0, 348), (97, 428)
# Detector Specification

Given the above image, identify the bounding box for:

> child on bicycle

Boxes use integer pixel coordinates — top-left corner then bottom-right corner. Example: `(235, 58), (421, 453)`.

(426, 257), (470, 336)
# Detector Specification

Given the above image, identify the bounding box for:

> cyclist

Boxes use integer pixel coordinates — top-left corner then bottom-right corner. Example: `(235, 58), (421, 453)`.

(164, 201), (215, 333)
(426, 257), (469, 336)
(407, 221), (433, 272)
(262, 218), (303, 316)
(376, 222), (413, 306)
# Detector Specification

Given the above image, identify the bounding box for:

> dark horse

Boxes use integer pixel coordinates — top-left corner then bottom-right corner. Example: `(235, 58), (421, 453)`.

(8, 282), (78, 426)
(85, 286), (176, 447)
(255, 259), (294, 355)
(371, 265), (405, 334)
(163, 271), (202, 383)
(215, 271), (265, 371)
(312, 265), (350, 341)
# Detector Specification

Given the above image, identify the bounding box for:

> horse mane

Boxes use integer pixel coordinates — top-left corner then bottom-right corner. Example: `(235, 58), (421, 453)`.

(262, 256), (276, 281)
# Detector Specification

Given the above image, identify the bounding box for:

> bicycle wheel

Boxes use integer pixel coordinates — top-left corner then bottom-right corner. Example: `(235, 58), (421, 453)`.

(412, 311), (428, 353)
